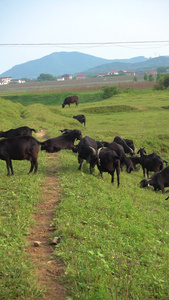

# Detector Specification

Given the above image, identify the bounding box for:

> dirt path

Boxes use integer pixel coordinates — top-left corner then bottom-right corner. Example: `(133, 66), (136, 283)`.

(26, 152), (67, 299)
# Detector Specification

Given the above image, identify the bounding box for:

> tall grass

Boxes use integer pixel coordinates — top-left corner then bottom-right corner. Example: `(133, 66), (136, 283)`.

(0, 88), (169, 299)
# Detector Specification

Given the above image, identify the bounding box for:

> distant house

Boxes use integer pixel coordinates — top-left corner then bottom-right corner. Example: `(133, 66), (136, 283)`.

(10, 79), (25, 84)
(0, 76), (12, 85)
(61, 74), (73, 80)
(108, 70), (119, 75)
(136, 71), (143, 75)
(123, 70), (136, 76)
(97, 73), (107, 77)
(57, 77), (65, 81)
(76, 73), (85, 79)
(145, 71), (157, 75)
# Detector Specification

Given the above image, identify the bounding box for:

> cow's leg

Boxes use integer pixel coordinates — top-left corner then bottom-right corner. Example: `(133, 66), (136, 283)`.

(161, 185), (165, 193)
(28, 155), (35, 174)
(116, 169), (120, 187)
(78, 156), (83, 170)
(100, 170), (103, 178)
(33, 158), (38, 174)
(6, 158), (13, 176)
(116, 160), (120, 187)
(90, 165), (93, 174)
(111, 171), (115, 184)
(28, 156), (38, 174)
(28, 160), (34, 174)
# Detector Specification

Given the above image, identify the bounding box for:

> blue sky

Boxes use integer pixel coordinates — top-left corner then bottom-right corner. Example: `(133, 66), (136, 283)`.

(1, 0), (169, 74)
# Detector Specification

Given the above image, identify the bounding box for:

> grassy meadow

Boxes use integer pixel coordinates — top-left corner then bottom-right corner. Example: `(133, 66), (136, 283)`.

(0, 88), (169, 299)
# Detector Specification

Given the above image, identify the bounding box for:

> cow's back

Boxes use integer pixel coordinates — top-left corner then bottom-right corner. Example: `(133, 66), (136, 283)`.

(0, 136), (40, 159)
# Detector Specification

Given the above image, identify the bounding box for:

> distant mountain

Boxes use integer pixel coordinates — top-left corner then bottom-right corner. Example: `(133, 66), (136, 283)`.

(85, 56), (169, 75)
(0, 52), (148, 79)
(0, 52), (114, 79)
(0, 51), (169, 79)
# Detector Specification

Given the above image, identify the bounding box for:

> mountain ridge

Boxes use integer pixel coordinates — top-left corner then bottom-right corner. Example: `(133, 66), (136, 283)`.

(0, 51), (169, 79)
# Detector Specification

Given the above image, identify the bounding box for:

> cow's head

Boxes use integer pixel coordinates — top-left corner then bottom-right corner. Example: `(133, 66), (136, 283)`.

(137, 147), (146, 156)
(73, 129), (82, 141)
(140, 178), (150, 188)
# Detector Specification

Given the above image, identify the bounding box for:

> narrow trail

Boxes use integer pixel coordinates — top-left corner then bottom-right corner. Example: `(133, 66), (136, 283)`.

(26, 150), (67, 299)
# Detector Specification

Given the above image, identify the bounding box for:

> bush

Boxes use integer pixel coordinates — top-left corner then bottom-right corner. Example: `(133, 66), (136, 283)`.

(102, 85), (121, 99)
(153, 74), (169, 90)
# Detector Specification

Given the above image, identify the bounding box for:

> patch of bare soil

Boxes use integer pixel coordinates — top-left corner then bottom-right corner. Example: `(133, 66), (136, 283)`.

(26, 157), (67, 300)
(35, 129), (47, 139)
(138, 107), (147, 110)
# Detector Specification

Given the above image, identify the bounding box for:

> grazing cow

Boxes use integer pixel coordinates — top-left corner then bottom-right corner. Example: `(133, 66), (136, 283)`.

(137, 147), (164, 178)
(62, 96), (78, 108)
(0, 136), (41, 175)
(127, 155), (141, 170)
(73, 136), (98, 173)
(96, 141), (104, 149)
(0, 126), (36, 138)
(59, 129), (74, 135)
(97, 148), (121, 186)
(102, 141), (134, 173)
(124, 138), (135, 153)
(140, 166), (169, 194)
(73, 114), (86, 126)
(113, 136), (134, 155)
(41, 129), (82, 153)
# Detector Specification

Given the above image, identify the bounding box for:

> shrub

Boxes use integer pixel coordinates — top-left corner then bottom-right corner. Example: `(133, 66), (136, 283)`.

(102, 85), (121, 99)
(153, 74), (169, 90)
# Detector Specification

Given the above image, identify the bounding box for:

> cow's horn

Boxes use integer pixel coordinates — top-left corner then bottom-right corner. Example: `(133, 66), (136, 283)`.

(89, 146), (96, 155)
(97, 147), (102, 156)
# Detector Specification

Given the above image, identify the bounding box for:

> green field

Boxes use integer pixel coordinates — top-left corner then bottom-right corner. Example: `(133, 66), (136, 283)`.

(0, 88), (169, 299)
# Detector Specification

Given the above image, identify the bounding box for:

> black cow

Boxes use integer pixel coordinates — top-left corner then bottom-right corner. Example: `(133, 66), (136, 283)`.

(62, 96), (78, 108)
(124, 138), (135, 153)
(113, 136), (134, 155)
(102, 141), (134, 173)
(73, 136), (98, 174)
(73, 114), (86, 126)
(97, 148), (121, 186)
(127, 155), (141, 171)
(137, 148), (164, 178)
(59, 129), (75, 135)
(0, 136), (41, 175)
(0, 126), (36, 138)
(140, 166), (169, 194)
(41, 129), (82, 153)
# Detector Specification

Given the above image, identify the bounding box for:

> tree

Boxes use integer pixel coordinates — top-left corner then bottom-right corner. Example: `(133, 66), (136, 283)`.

(163, 74), (169, 88)
(37, 73), (56, 81)
(133, 76), (137, 82)
(144, 73), (148, 81)
(148, 74), (154, 82)
(156, 73), (163, 81)
(153, 74), (169, 90)
(157, 67), (167, 73)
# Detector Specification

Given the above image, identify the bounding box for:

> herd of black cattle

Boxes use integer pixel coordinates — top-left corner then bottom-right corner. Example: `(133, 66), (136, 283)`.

(0, 124), (169, 198)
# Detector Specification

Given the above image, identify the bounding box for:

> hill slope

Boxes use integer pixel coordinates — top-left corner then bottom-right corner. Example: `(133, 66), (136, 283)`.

(85, 56), (169, 75)
(0, 52), (114, 79)
(0, 52), (147, 79)
(1, 51), (169, 79)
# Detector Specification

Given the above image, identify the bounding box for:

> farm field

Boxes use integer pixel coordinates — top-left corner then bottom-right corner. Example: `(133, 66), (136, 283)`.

(0, 76), (154, 94)
(0, 87), (169, 299)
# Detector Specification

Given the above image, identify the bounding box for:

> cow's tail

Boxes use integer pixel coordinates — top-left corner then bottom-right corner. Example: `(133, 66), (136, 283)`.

(31, 128), (37, 133)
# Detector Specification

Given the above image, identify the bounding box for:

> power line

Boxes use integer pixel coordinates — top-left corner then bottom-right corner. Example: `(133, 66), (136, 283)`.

(0, 41), (169, 46)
